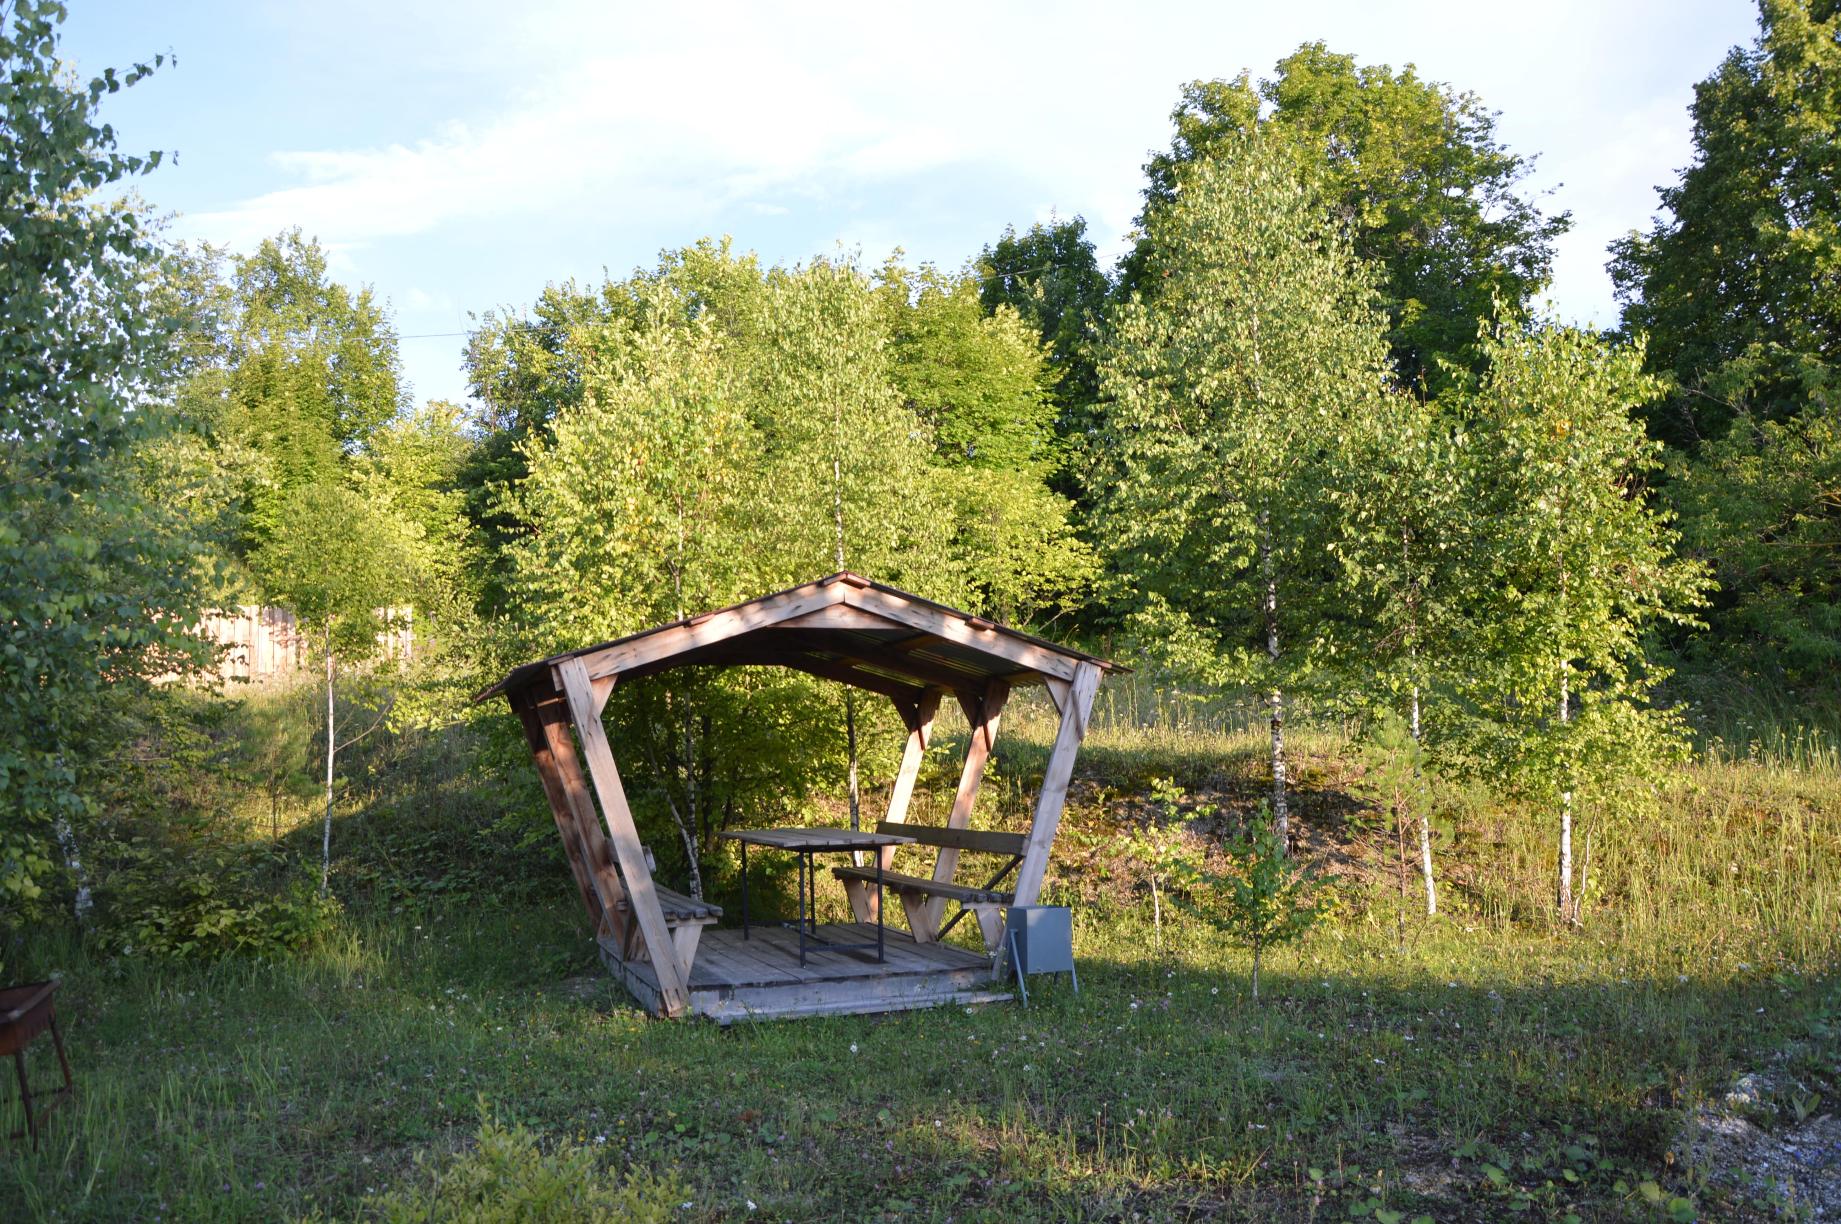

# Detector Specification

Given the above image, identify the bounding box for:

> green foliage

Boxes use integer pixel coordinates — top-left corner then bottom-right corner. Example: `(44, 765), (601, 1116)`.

(1610, 0), (1841, 449)
(255, 481), (409, 656)
(1172, 807), (1325, 1002)
(881, 263), (1097, 621)
(1608, 1), (1841, 703)
(111, 850), (339, 961)
(0, 1), (217, 944)
(492, 244), (971, 887)
(1670, 404), (1841, 694)
(368, 1102), (685, 1224)
(976, 216), (1112, 488)
(180, 231), (409, 554)
(1129, 41), (1568, 390)
(1122, 777), (1208, 945)
(1447, 321), (1712, 919)
(1094, 134), (1389, 696)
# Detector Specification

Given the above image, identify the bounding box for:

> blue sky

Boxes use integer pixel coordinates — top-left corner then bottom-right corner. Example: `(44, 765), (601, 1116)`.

(62, 1), (1761, 407)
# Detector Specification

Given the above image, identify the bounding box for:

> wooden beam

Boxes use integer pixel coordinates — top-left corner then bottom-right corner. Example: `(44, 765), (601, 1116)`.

(858, 687), (942, 911)
(927, 679), (1009, 929)
(884, 688), (940, 835)
(713, 647), (930, 706)
(751, 630), (992, 694)
(590, 674), (616, 717)
(556, 657), (692, 1017)
(1042, 675), (1070, 718)
(529, 691), (635, 952)
(772, 604), (910, 632)
(509, 687), (604, 930)
(577, 582), (846, 681)
(1011, 659), (1098, 912)
(839, 587), (1079, 682)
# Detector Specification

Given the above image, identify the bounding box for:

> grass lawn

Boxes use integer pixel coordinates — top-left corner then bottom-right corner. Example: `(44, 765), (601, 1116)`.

(3, 719), (1837, 1221)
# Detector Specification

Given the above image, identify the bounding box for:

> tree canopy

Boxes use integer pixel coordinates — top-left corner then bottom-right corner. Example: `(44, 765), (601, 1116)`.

(1125, 42), (1569, 393)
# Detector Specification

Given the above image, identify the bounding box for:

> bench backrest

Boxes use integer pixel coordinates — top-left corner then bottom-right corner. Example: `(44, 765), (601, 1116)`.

(876, 820), (1025, 858)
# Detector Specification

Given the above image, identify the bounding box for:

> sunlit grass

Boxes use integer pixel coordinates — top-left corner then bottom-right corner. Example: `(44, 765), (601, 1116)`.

(3, 698), (1836, 1220)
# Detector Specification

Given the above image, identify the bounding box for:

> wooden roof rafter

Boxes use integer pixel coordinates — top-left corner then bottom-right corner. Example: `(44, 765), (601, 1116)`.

(475, 571), (1117, 705)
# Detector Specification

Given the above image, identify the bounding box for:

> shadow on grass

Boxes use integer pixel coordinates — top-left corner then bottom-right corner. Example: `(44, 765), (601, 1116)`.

(5, 896), (1833, 1221)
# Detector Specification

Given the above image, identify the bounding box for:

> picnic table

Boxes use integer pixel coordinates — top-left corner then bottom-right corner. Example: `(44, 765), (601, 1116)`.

(721, 827), (913, 966)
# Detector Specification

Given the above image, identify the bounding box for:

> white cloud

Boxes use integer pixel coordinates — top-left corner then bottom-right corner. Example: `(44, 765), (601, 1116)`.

(171, 0), (1760, 407)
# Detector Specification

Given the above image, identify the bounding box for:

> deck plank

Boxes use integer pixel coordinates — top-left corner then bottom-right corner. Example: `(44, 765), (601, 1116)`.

(601, 923), (1005, 1020)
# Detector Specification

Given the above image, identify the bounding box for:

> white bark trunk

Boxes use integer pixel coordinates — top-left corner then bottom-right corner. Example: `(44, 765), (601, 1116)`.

(321, 624), (334, 899)
(681, 715), (704, 900)
(54, 816), (92, 925)
(1260, 511), (1288, 848)
(1558, 659), (1575, 925)
(832, 449), (863, 832)
(1411, 684), (1436, 917)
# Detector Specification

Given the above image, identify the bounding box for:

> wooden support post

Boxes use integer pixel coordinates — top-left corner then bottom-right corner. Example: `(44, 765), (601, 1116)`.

(846, 688), (941, 924)
(876, 688), (941, 858)
(970, 904), (1005, 951)
(510, 687), (605, 930)
(897, 888), (940, 943)
(1042, 675), (1070, 718)
(1011, 661), (1100, 909)
(556, 657), (692, 1017)
(532, 691), (634, 951)
(926, 679), (1009, 930)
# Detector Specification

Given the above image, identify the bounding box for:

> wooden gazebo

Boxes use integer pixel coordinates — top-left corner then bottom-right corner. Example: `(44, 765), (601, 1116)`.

(478, 572), (1114, 1021)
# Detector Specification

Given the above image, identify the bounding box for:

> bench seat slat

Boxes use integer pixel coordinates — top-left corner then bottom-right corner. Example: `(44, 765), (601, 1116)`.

(831, 865), (1013, 905)
(616, 885), (722, 923)
(875, 820), (1025, 858)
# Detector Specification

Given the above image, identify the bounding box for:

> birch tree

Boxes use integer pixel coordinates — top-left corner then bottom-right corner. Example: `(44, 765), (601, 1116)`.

(1329, 390), (1479, 914)
(253, 482), (406, 897)
(1094, 136), (1391, 846)
(1453, 322), (1709, 924)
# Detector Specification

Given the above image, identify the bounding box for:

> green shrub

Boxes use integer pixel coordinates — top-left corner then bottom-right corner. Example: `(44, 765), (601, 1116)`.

(112, 851), (340, 960)
(366, 1103), (684, 1223)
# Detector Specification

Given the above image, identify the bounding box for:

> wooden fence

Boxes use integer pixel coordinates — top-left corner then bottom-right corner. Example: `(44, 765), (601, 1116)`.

(198, 606), (414, 683)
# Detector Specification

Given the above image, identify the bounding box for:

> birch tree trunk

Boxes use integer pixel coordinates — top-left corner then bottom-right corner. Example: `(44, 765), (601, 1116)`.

(54, 815), (92, 926)
(321, 623), (335, 899)
(682, 714), (704, 900)
(1411, 684), (1436, 916)
(1557, 658), (1575, 925)
(1260, 510), (1289, 848)
(832, 447), (862, 830)
(644, 728), (705, 900)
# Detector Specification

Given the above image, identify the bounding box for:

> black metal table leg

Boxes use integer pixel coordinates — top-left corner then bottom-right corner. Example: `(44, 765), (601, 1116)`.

(740, 839), (749, 939)
(875, 849), (885, 962)
(797, 852), (808, 967)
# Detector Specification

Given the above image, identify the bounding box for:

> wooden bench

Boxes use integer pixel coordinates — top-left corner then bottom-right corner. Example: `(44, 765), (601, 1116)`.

(612, 848), (721, 971)
(833, 822), (1024, 952)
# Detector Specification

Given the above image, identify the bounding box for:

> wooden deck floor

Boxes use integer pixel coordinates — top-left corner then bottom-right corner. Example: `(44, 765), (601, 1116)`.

(602, 923), (1011, 1022)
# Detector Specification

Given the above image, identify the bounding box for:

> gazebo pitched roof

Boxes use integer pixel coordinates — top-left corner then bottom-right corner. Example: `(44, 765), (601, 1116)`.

(476, 571), (1117, 710)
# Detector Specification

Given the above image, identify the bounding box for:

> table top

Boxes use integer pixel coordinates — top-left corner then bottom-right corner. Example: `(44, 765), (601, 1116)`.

(720, 826), (915, 851)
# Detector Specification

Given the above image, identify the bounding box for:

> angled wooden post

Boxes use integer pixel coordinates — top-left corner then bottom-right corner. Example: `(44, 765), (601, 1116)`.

(921, 679), (1009, 932)
(1011, 661), (1099, 909)
(535, 694), (632, 937)
(844, 688), (941, 924)
(556, 657), (691, 1017)
(509, 686), (604, 930)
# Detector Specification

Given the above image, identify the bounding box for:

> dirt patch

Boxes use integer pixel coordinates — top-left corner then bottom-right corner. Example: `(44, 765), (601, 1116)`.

(1680, 1075), (1841, 1219)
